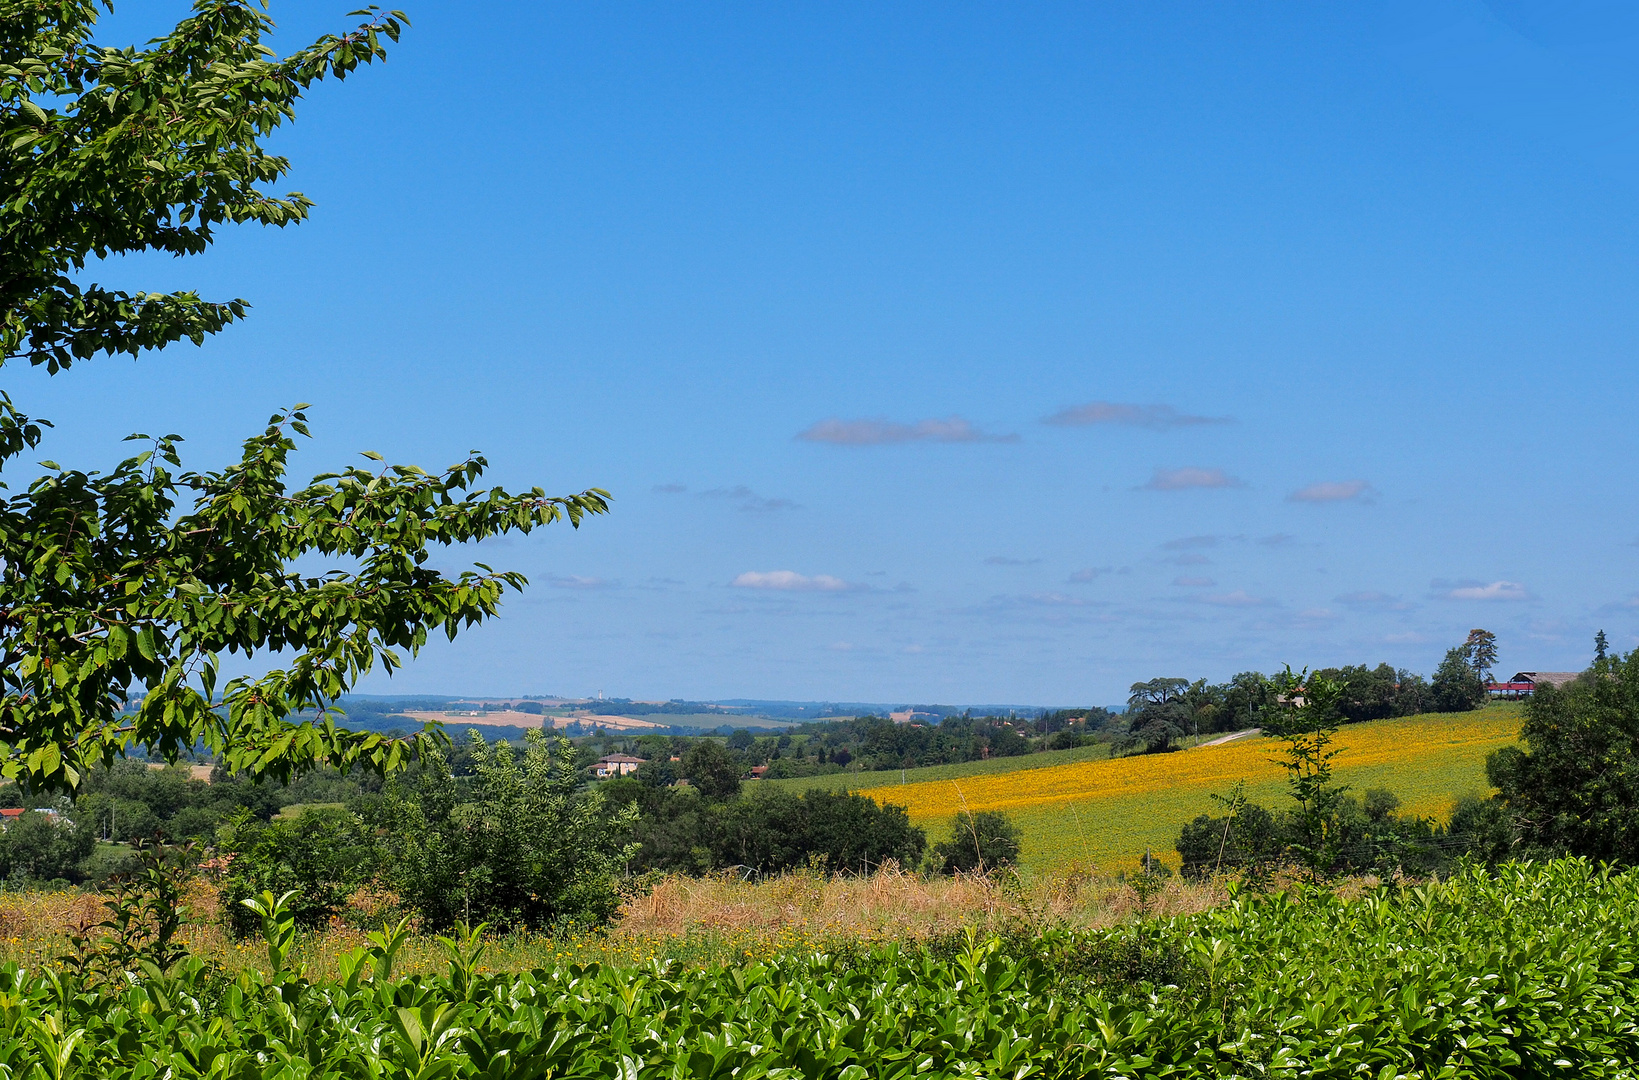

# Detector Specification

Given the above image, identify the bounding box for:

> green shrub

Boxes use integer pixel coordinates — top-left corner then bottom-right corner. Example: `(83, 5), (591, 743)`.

(930, 809), (1021, 874)
(221, 806), (377, 936)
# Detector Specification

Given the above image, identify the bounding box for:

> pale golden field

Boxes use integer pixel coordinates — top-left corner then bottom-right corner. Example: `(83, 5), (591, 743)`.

(855, 706), (1524, 873)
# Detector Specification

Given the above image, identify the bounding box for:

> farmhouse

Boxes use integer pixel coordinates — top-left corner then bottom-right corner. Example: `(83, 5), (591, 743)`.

(0, 808), (60, 829)
(1486, 671), (1581, 698)
(594, 753), (645, 778)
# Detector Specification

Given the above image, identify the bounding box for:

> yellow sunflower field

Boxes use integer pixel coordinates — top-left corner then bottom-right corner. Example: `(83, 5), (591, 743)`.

(854, 707), (1524, 872)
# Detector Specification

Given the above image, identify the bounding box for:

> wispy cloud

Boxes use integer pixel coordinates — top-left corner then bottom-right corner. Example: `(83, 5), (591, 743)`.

(1068, 567), (1109, 583)
(796, 416), (1016, 445)
(1043, 401), (1231, 429)
(1436, 579), (1530, 602)
(1197, 590), (1274, 607)
(547, 574), (614, 590)
(1172, 576), (1217, 587)
(1336, 590), (1415, 611)
(1258, 533), (1297, 547)
(1140, 467), (1246, 491)
(985, 555), (1040, 566)
(699, 485), (799, 512)
(731, 570), (855, 592)
(1166, 552), (1212, 566)
(1289, 479), (1374, 503)
(652, 483), (687, 494)
(1163, 535), (1223, 550)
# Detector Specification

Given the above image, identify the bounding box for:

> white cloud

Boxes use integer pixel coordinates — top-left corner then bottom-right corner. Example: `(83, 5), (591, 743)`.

(1140, 467), (1246, 491)
(652, 483), (687, 494)
(1441, 580), (1529, 602)
(731, 570), (854, 592)
(1068, 567), (1107, 583)
(1289, 479), (1374, 503)
(985, 555), (1040, 566)
(796, 416), (1016, 445)
(827, 641), (854, 651)
(1043, 401), (1230, 429)
(1295, 607), (1337, 620)
(1172, 576), (1217, 587)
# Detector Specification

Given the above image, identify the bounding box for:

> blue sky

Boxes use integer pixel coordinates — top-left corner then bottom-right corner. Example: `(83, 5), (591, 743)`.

(33, 1), (1639, 704)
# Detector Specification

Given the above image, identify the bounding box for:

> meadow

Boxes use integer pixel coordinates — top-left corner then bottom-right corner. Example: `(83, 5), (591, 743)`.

(849, 706), (1523, 872)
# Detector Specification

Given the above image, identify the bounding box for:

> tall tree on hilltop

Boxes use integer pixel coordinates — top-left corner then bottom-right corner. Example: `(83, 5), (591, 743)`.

(1431, 645), (1486, 713)
(1465, 629), (1498, 685)
(0, 2), (608, 790)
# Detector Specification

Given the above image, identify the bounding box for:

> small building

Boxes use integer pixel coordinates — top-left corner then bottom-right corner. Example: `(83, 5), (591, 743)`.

(0, 808), (59, 829)
(749, 765), (768, 779)
(594, 753), (645, 779)
(1487, 671), (1582, 698)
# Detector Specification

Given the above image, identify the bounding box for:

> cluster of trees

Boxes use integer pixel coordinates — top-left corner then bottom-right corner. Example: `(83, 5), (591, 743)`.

(1126, 633), (1506, 756)
(1175, 789), (1503, 879)
(222, 731), (633, 934)
(1171, 635), (1639, 879)
(1483, 643), (1639, 864)
(212, 732), (1005, 932)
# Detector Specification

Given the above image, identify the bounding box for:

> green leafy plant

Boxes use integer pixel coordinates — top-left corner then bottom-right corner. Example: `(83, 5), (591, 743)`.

(1265, 666), (1350, 877)
(59, 839), (196, 982)
(240, 888), (299, 975)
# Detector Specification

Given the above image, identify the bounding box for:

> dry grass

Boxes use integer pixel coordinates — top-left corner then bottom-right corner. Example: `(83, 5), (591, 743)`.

(0, 865), (1228, 976)
(618, 863), (1221, 941)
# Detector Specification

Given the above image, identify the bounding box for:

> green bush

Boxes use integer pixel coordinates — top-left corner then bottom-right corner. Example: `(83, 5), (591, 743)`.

(220, 806), (377, 936)
(930, 809), (1021, 874)
(372, 731), (636, 931)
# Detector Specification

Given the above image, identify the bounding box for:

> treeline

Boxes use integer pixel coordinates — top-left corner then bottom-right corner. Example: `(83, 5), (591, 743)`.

(583, 711), (1123, 782)
(1119, 637), (1495, 755)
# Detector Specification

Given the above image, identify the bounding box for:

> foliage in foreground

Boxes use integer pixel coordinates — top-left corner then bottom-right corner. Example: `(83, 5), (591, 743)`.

(1487, 647), (1639, 863)
(0, 858), (1633, 1078)
(0, 0), (608, 793)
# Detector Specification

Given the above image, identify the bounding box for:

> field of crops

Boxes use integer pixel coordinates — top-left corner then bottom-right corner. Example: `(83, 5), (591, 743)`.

(765, 740), (1115, 794)
(8, 859), (1636, 1078)
(852, 706), (1523, 872)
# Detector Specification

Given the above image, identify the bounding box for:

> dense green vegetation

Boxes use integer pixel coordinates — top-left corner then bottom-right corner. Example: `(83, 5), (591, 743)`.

(13, 859), (1637, 1077)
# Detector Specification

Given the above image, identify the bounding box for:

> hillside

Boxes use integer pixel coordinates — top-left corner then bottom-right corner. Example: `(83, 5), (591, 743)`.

(763, 740), (1116, 793)
(849, 705), (1523, 872)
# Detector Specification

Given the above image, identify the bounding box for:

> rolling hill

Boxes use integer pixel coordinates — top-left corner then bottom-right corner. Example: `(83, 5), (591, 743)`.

(842, 705), (1524, 872)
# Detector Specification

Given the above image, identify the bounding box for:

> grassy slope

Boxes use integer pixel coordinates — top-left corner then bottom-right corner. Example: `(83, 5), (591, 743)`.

(843, 704), (1524, 873)
(763, 741), (1114, 794)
